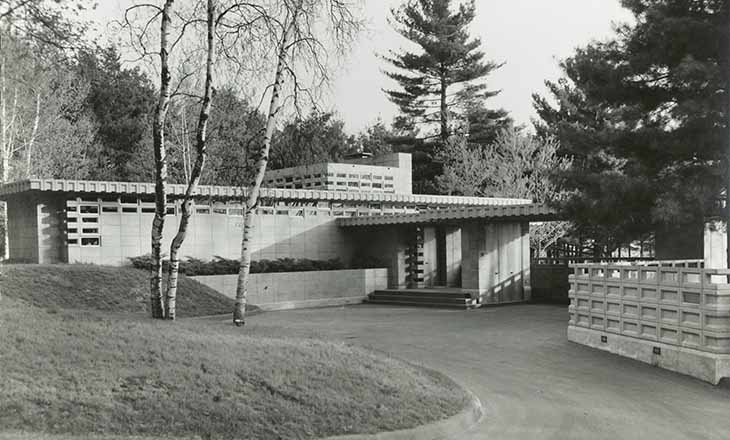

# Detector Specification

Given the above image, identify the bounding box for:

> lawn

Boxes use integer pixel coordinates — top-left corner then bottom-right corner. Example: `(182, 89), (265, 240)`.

(0, 264), (245, 317)
(0, 266), (469, 440)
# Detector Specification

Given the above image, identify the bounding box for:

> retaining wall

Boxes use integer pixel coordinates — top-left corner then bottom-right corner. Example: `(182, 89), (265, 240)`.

(193, 268), (388, 311)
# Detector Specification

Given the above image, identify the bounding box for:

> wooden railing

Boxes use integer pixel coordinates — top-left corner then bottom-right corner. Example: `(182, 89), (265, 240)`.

(568, 261), (730, 354)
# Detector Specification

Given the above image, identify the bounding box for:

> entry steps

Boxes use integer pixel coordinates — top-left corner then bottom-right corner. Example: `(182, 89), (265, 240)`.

(366, 288), (479, 309)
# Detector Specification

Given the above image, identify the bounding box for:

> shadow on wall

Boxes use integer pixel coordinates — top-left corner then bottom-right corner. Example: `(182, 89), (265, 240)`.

(478, 271), (526, 305)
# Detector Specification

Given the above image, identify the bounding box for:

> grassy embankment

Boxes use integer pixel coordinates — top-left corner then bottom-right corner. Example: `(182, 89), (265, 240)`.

(0, 264), (469, 440)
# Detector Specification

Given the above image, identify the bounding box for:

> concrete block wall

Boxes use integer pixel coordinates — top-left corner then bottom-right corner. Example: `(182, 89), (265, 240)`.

(262, 153), (413, 195)
(347, 225), (411, 289)
(67, 203), (351, 266)
(461, 221), (529, 304)
(443, 226), (462, 287)
(6, 195), (39, 262)
(568, 263), (730, 354)
(6, 193), (65, 263)
(37, 196), (65, 264)
(704, 219), (726, 269)
(192, 268), (388, 311)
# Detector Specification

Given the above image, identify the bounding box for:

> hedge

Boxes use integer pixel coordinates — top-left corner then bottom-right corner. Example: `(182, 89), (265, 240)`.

(129, 254), (387, 277)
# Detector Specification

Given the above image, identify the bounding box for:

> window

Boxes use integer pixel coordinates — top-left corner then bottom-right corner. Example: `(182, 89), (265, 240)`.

(373, 183), (382, 189)
(348, 182), (359, 187)
(276, 209), (289, 215)
(285, 177), (294, 183)
(229, 208), (244, 216)
(373, 175), (383, 180)
(385, 176), (394, 181)
(337, 182), (347, 186)
(68, 228), (78, 234)
(80, 205), (99, 214)
(349, 174), (359, 178)
(166, 207), (176, 215)
(82, 217), (98, 223)
(102, 206), (119, 213)
(337, 173), (347, 178)
(67, 239), (78, 245)
(361, 174), (371, 179)
(67, 217), (78, 223)
(66, 206), (77, 212)
(122, 207), (138, 213)
(196, 207), (210, 214)
(141, 207), (155, 213)
(213, 208), (227, 215)
(82, 228), (99, 234)
(81, 237), (100, 246)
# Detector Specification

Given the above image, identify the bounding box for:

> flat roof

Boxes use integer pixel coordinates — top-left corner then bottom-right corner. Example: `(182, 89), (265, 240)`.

(337, 204), (559, 226)
(0, 179), (532, 207)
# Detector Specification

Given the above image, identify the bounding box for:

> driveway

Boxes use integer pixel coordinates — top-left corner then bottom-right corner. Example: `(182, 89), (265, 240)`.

(238, 304), (730, 440)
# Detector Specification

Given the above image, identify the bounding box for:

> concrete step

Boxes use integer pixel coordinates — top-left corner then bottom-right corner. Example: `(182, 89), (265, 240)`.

(371, 289), (473, 299)
(368, 293), (472, 305)
(367, 290), (480, 309)
(365, 298), (478, 309)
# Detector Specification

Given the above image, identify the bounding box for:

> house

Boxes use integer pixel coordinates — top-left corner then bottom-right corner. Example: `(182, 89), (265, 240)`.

(0, 153), (556, 305)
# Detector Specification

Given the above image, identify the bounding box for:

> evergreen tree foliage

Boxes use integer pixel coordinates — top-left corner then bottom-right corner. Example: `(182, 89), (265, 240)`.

(357, 120), (396, 157)
(382, 0), (508, 192)
(533, 0), (730, 246)
(76, 46), (157, 182)
(383, 0), (502, 141)
(269, 110), (355, 169)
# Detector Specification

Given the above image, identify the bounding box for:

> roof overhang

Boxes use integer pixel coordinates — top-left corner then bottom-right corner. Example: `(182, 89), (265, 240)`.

(0, 179), (532, 207)
(337, 204), (560, 227)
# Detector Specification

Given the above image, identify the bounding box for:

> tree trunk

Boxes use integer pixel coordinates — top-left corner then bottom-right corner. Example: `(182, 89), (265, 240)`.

(25, 91), (40, 178)
(1, 53), (8, 261)
(439, 69), (448, 143)
(165, 0), (216, 321)
(726, 3), (730, 269)
(233, 3), (301, 326)
(150, 0), (175, 319)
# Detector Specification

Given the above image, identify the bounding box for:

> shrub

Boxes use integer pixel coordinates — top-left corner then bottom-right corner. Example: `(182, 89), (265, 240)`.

(128, 255), (347, 276)
(351, 254), (389, 269)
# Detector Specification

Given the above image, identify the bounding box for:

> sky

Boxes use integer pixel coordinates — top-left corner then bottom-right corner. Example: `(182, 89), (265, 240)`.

(93, 0), (634, 133)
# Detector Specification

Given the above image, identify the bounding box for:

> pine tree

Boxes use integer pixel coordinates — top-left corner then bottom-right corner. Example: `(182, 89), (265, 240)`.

(533, 0), (730, 252)
(383, 0), (503, 143)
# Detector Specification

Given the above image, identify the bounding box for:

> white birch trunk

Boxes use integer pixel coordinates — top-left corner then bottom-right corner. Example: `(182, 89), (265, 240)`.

(25, 91), (40, 178)
(165, 0), (216, 320)
(1, 54), (8, 261)
(150, 0), (175, 319)
(233, 4), (301, 326)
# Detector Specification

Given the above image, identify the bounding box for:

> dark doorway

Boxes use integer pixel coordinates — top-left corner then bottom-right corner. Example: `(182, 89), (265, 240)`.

(436, 226), (447, 286)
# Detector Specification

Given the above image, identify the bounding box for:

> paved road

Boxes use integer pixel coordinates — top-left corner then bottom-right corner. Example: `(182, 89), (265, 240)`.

(239, 304), (730, 440)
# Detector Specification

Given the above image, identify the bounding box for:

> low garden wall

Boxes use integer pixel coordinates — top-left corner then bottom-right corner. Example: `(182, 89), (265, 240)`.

(193, 268), (388, 311)
(568, 260), (730, 384)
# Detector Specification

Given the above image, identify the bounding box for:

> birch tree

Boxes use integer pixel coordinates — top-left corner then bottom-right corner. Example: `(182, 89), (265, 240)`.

(232, 0), (362, 326)
(148, 1), (174, 318)
(164, 0), (216, 320)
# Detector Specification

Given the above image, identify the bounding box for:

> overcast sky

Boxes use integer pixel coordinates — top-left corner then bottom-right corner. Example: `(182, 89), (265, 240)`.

(96, 1), (633, 133)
